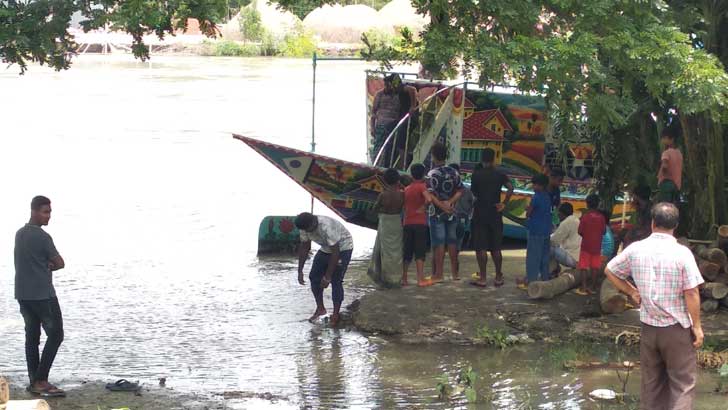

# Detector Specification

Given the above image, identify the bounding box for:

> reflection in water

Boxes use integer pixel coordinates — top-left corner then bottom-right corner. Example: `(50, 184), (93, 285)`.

(0, 56), (723, 409)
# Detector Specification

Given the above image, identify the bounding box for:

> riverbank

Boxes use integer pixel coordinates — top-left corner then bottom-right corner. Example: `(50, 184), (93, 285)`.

(4, 377), (290, 409)
(351, 249), (728, 347)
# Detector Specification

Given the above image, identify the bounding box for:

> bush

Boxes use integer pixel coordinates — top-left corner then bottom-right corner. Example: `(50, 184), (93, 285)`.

(361, 28), (396, 49)
(239, 5), (265, 42)
(280, 24), (317, 58)
(210, 40), (260, 57)
(260, 32), (280, 56)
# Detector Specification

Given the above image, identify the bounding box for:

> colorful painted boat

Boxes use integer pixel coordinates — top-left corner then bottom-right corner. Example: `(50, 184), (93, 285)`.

(233, 134), (632, 239)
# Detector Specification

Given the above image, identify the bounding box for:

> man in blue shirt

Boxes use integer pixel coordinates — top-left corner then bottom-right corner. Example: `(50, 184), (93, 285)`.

(522, 174), (553, 287)
(547, 168), (565, 229)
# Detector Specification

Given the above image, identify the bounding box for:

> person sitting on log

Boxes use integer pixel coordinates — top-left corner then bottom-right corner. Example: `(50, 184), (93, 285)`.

(549, 202), (581, 276)
(576, 194), (607, 295)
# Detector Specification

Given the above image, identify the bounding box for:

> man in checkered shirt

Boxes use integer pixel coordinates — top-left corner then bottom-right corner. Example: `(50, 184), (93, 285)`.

(606, 202), (703, 410)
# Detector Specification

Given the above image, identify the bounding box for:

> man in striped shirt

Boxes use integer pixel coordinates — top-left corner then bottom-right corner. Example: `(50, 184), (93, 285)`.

(605, 202), (703, 410)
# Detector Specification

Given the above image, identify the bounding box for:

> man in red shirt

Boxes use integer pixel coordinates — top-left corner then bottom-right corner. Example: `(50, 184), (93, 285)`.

(577, 194), (606, 295)
(402, 163), (434, 287)
(656, 127), (683, 205)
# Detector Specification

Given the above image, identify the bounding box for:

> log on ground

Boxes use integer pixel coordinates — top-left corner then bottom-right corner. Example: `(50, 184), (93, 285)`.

(600, 279), (629, 314)
(698, 260), (721, 282)
(527, 272), (577, 299)
(1, 377), (8, 405)
(701, 283), (728, 300)
(718, 225), (728, 252)
(696, 245), (728, 266)
(701, 299), (719, 313)
(4, 400), (50, 410)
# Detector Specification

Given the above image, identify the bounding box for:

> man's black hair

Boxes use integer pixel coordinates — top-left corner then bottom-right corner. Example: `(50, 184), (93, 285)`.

(448, 163), (460, 172)
(294, 212), (316, 230)
(431, 142), (447, 162)
(558, 202), (574, 217)
(633, 184), (652, 201)
(31, 196), (51, 211)
(586, 194), (600, 209)
(410, 163), (426, 180)
(482, 148), (495, 164)
(661, 126), (678, 140)
(531, 174), (549, 187)
(383, 168), (400, 185)
(550, 168), (566, 178)
(652, 202), (680, 230)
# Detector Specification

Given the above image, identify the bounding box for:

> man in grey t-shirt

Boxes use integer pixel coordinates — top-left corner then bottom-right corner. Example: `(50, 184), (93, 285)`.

(15, 196), (66, 397)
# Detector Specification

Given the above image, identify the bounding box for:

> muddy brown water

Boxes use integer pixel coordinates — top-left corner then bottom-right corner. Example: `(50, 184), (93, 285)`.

(0, 56), (724, 409)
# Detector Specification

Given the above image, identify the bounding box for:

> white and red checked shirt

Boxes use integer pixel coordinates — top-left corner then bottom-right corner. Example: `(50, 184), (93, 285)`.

(606, 233), (703, 328)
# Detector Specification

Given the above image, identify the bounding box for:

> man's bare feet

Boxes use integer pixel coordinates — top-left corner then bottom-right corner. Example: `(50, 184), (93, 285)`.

(330, 313), (340, 328)
(401, 278), (409, 286)
(308, 308), (327, 322)
(417, 278), (434, 287)
(30, 381), (65, 397)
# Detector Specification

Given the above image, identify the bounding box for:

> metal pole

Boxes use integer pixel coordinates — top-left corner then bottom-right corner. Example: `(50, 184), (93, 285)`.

(310, 52), (317, 213)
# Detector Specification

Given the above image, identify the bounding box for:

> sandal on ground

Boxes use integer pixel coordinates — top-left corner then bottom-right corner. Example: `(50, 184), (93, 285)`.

(516, 283), (528, 291)
(30, 384), (66, 397)
(471, 272), (480, 280)
(574, 288), (590, 296)
(470, 280), (488, 288)
(105, 379), (141, 392)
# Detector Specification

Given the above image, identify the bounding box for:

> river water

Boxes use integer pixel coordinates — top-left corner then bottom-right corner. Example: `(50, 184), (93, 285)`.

(0, 55), (721, 409)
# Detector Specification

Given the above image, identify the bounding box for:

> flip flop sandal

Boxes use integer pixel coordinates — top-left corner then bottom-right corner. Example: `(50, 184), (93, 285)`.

(105, 379), (141, 392)
(469, 280), (488, 288)
(30, 384), (66, 397)
(516, 283), (528, 291)
(471, 272), (480, 280)
(573, 289), (589, 296)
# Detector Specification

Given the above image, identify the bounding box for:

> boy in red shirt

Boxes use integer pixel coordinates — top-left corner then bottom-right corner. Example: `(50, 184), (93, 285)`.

(577, 194), (606, 295)
(402, 163), (434, 287)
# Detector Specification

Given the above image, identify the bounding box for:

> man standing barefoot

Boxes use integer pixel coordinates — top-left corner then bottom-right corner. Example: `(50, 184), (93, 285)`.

(295, 213), (354, 328)
(606, 202), (703, 410)
(15, 196), (66, 397)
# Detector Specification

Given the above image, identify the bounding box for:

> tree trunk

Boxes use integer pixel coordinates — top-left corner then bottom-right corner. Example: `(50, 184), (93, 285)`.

(528, 272), (577, 299)
(702, 298), (719, 313)
(701, 282), (728, 300)
(679, 113), (727, 238)
(698, 260), (721, 282)
(600, 278), (629, 314)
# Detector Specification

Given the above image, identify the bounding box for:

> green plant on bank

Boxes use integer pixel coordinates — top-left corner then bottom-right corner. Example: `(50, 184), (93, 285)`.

(457, 365), (478, 403)
(435, 373), (451, 400)
(280, 23), (317, 58)
(203, 39), (260, 57)
(361, 28), (397, 51)
(716, 363), (728, 393)
(475, 325), (511, 349)
(239, 4), (265, 43)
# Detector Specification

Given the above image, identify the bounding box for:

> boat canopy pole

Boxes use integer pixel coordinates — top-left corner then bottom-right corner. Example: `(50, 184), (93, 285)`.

(310, 53), (366, 212)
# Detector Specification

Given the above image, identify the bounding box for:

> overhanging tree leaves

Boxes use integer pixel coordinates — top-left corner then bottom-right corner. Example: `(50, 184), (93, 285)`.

(0, 0), (227, 73)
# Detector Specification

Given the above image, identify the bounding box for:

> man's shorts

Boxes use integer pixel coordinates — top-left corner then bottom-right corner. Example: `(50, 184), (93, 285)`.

(578, 251), (602, 270)
(403, 224), (428, 262)
(429, 215), (458, 247)
(470, 217), (503, 252)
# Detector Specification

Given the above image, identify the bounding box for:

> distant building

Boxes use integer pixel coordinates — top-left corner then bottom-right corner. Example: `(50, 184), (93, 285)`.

(460, 109), (513, 165)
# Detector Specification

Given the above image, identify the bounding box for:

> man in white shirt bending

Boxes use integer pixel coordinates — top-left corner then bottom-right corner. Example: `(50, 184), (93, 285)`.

(550, 203), (581, 275)
(295, 213), (354, 328)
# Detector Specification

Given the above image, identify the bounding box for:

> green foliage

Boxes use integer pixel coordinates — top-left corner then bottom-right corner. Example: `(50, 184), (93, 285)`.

(239, 4), (264, 42)
(475, 325), (511, 349)
(203, 39), (260, 57)
(361, 28), (396, 51)
(457, 366), (478, 403)
(435, 373), (451, 400)
(0, 0), (227, 73)
(280, 23), (317, 58)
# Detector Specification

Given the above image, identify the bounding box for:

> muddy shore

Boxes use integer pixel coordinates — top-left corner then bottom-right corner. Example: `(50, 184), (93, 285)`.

(350, 249), (728, 346)
(4, 377), (289, 410)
